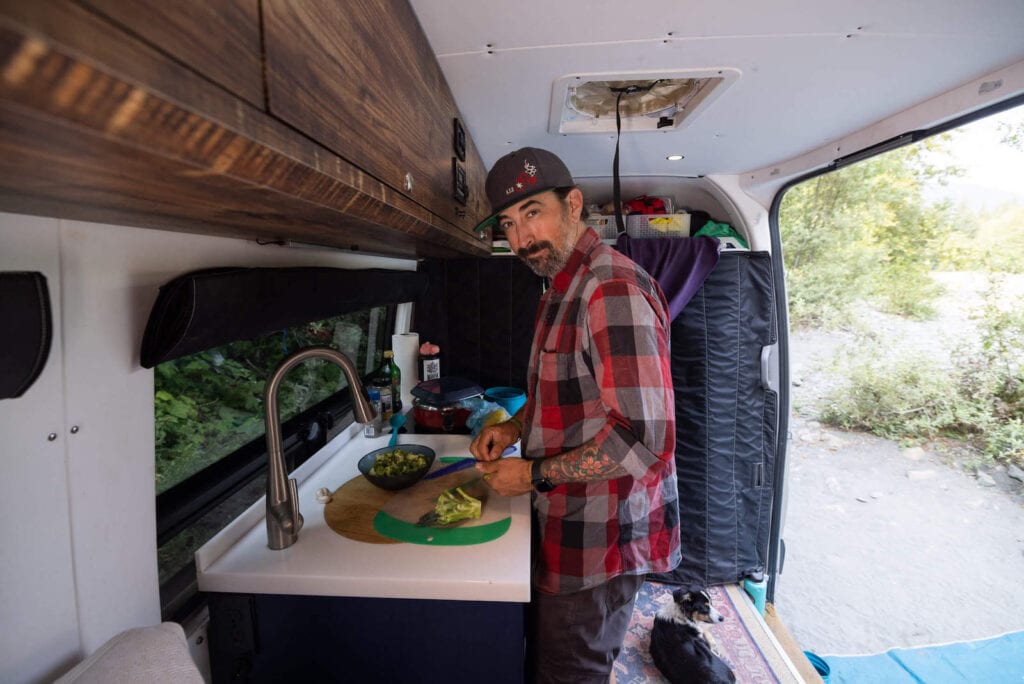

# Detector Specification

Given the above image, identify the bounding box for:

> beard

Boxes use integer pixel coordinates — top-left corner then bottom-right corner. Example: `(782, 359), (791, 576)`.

(516, 208), (578, 278)
(518, 239), (575, 278)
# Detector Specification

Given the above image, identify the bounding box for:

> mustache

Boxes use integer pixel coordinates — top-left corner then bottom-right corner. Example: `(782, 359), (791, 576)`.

(517, 241), (554, 259)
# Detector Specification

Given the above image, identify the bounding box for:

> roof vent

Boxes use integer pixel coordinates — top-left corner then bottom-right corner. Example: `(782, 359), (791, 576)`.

(549, 68), (740, 135)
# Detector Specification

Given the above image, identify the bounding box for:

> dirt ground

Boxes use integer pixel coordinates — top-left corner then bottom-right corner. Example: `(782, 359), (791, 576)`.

(772, 273), (1024, 656)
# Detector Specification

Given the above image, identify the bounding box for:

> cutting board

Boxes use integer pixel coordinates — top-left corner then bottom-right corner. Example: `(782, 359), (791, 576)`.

(374, 467), (512, 546)
(323, 458), (512, 545)
(323, 474), (401, 544)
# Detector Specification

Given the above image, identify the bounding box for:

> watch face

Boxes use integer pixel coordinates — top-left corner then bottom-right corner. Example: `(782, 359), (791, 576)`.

(531, 458), (556, 492)
(534, 478), (556, 493)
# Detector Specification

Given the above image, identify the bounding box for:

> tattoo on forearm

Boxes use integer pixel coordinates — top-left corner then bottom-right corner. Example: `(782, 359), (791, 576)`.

(543, 441), (628, 484)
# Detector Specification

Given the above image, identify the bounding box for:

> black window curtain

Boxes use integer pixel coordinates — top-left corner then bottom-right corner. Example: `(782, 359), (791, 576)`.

(415, 258), (542, 391)
(0, 271), (52, 398)
(141, 267), (428, 367)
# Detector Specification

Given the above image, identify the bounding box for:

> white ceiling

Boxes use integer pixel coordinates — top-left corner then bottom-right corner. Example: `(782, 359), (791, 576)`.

(409, 0), (1024, 182)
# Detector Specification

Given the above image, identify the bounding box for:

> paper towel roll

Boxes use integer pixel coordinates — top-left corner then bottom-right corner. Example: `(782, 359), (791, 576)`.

(392, 332), (419, 408)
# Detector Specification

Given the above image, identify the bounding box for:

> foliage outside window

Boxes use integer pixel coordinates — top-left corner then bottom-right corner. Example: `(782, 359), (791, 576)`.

(155, 306), (388, 599)
(155, 308), (386, 495)
(779, 106), (1024, 466)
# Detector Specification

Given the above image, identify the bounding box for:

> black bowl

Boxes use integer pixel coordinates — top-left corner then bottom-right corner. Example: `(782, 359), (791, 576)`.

(358, 443), (436, 491)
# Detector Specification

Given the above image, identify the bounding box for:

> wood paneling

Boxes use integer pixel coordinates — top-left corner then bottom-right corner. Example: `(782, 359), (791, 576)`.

(81, 0), (264, 108)
(0, 7), (490, 259)
(263, 0), (489, 235)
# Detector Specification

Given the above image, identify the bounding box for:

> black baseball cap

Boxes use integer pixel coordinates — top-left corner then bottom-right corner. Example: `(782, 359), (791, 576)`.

(475, 147), (575, 232)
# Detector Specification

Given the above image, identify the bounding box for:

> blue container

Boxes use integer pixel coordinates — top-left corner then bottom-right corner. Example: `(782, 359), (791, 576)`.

(742, 577), (767, 615)
(803, 651), (831, 683)
(484, 386), (526, 416)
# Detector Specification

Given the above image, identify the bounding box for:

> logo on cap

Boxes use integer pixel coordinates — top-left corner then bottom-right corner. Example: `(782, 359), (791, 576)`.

(505, 159), (538, 196)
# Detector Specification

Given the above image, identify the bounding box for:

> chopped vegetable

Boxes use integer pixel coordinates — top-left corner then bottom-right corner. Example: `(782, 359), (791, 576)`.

(369, 448), (428, 477)
(432, 486), (482, 525)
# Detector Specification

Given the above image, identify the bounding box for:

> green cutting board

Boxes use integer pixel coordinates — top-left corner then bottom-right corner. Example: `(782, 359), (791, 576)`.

(373, 457), (512, 545)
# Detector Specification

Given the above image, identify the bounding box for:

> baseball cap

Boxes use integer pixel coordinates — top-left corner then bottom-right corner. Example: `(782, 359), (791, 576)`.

(475, 147), (575, 232)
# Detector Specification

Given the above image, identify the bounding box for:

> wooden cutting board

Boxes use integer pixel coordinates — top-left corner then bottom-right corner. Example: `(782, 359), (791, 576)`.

(322, 474), (400, 544)
(323, 460), (512, 545)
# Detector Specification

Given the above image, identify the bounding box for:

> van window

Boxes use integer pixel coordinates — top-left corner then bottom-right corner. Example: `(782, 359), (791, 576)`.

(155, 305), (391, 617)
(155, 307), (387, 494)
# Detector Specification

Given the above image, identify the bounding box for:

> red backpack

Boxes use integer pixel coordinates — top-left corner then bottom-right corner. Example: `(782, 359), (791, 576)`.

(624, 195), (667, 214)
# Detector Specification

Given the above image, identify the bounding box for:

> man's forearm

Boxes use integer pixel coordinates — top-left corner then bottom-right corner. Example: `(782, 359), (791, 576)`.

(540, 439), (628, 484)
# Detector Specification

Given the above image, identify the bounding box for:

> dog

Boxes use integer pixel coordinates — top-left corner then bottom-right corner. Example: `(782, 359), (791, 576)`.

(650, 584), (736, 684)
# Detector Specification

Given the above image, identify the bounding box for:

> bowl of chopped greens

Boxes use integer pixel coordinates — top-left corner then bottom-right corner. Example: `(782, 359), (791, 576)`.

(358, 444), (436, 491)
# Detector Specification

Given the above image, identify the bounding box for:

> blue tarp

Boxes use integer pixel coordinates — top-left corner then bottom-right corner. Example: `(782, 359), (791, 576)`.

(824, 630), (1024, 683)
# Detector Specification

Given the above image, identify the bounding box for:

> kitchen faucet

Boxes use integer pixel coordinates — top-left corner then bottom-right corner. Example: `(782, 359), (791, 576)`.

(263, 346), (376, 550)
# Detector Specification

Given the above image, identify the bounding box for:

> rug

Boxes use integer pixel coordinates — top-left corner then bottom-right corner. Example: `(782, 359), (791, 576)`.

(823, 629), (1024, 683)
(613, 581), (799, 683)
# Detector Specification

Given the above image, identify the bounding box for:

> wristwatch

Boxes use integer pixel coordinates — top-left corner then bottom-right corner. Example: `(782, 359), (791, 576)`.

(530, 458), (556, 492)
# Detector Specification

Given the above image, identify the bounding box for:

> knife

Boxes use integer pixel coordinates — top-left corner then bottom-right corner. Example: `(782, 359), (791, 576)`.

(422, 446), (517, 480)
(422, 457), (476, 480)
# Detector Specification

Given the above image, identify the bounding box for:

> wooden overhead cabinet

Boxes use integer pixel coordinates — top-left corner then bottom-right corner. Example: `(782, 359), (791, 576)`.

(262, 0), (489, 236)
(0, 0), (490, 258)
(79, 0), (265, 108)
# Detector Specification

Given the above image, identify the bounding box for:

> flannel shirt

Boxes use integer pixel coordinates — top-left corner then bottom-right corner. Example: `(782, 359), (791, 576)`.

(522, 227), (680, 594)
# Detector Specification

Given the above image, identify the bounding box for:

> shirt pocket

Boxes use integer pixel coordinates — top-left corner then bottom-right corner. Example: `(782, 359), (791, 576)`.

(537, 344), (595, 429)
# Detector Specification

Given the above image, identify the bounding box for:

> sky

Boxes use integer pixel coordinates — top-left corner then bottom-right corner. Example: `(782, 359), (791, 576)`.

(933, 102), (1024, 208)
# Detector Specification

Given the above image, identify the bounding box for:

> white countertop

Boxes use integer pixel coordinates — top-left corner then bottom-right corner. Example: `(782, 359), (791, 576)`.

(195, 426), (532, 603)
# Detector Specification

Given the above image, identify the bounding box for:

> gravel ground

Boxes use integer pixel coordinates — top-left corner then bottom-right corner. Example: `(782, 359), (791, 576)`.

(773, 272), (1024, 656)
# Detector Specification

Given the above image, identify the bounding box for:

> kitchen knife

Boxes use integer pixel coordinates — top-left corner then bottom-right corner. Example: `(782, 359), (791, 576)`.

(422, 457), (476, 480)
(422, 446), (517, 480)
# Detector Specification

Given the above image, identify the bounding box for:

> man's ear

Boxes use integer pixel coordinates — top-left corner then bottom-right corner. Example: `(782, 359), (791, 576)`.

(567, 187), (584, 221)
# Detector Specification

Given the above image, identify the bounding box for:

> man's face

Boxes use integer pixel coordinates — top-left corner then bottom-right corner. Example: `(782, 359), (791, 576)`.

(497, 189), (582, 278)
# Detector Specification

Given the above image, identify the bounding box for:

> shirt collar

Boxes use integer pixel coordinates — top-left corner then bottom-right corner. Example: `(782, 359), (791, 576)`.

(551, 227), (601, 293)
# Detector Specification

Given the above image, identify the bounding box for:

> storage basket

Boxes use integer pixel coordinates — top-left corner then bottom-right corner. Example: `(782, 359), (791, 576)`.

(584, 215), (620, 239)
(625, 213), (690, 238)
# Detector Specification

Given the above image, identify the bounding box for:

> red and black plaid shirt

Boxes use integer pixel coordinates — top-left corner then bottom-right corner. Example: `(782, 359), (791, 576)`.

(522, 228), (680, 594)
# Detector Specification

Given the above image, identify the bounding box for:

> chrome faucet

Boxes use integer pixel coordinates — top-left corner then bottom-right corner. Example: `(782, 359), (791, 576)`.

(263, 346), (376, 550)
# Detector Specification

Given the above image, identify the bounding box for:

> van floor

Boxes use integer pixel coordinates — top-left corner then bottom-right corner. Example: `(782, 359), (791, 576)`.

(612, 581), (817, 683)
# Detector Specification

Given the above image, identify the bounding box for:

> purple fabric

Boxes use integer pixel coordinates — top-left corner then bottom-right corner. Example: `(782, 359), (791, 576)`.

(615, 235), (721, 320)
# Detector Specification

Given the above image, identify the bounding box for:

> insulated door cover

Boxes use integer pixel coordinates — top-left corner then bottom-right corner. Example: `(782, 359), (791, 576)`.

(650, 251), (778, 586)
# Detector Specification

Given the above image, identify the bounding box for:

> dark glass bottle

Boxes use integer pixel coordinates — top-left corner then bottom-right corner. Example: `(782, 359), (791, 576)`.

(383, 350), (402, 412)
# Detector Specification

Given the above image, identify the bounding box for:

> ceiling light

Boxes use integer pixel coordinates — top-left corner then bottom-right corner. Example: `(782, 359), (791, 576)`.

(666, 154), (684, 161)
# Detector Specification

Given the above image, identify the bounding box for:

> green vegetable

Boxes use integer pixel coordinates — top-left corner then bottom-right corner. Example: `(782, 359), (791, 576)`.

(369, 448), (427, 477)
(432, 486), (482, 525)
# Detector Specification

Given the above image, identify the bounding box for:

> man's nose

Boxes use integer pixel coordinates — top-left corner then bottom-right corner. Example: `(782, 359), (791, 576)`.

(511, 223), (533, 249)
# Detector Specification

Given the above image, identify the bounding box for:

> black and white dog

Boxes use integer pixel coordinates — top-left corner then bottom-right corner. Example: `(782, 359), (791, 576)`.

(650, 585), (736, 684)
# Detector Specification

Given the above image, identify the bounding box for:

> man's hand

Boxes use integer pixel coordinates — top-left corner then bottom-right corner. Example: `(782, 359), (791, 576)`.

(477, 457), (532, 496)
(470, 421), (519, 462)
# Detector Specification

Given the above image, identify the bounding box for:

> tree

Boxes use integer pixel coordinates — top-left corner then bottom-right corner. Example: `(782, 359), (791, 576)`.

(779, 135), (961, 326)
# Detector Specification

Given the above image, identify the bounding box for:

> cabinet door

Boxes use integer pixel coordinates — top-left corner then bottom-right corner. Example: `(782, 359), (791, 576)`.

(263, 0), (489, 234)
(0, 215), (80, 683)
(82, 0), (264, 108)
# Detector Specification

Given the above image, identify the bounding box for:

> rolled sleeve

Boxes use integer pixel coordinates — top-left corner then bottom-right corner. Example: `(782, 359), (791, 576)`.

(586, 278), (675, 481)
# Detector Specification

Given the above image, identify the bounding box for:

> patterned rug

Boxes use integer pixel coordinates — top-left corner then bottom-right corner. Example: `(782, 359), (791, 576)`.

(613, 581), (790, 684)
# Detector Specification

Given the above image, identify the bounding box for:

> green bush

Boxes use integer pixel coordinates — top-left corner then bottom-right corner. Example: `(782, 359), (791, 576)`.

(821, 283), (1024, 466)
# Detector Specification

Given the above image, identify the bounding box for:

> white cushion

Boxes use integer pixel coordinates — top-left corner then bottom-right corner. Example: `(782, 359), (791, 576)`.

(54, 622), (204, 684)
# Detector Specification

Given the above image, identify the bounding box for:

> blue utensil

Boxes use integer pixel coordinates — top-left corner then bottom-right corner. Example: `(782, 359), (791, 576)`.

(422, 457), (476, 480)
(423, 446), (516, 480)
(388, 413), (406, 448)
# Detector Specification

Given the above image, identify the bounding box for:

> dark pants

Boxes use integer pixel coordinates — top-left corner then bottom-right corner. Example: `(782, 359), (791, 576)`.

(525, 573), (645, 684)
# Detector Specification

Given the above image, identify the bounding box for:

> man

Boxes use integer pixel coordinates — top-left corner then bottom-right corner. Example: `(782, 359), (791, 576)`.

(470, 147), (680, 683)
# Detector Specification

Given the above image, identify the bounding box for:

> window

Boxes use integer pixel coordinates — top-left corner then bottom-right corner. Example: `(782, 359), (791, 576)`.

(155, 305), (392, 618)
